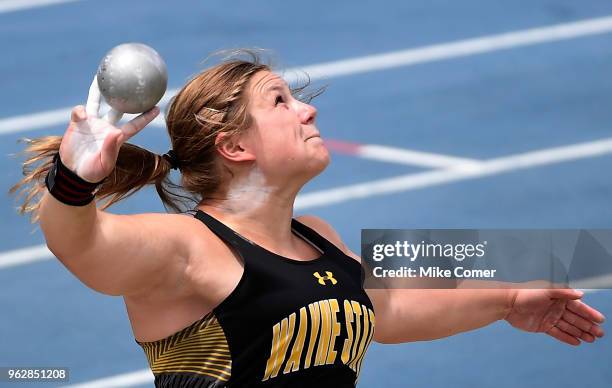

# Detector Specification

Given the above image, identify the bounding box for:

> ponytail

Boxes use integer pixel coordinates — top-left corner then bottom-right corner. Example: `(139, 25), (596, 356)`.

(9, 136), (188, 223)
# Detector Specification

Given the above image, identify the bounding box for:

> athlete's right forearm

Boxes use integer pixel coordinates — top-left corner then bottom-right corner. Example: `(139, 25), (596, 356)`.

(38, 190), (100, 260)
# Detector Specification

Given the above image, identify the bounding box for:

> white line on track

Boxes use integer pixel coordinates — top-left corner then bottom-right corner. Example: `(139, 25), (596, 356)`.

(0, 0), (80, 14)
(574, 274), (612, 290)
(323, 139), (482, 168)
(295, 136), (612, 209)
(4, 136), (612, 270)
(358, 144), (482, 169)
(62, 369), (153, 388)
(0, 108), (71, 136)
(293, 15), (612, 81)
(0, 244), (52, 269)
(3, 15), (612, 135)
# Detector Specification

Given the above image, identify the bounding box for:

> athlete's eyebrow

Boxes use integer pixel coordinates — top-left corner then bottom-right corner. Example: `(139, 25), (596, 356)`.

(263, 83), (288, 96)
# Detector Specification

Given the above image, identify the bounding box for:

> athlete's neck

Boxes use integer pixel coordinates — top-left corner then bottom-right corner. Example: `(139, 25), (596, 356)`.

(198, 167), (302, 253)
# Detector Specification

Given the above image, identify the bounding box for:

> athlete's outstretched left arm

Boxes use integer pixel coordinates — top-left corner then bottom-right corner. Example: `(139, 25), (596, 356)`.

(363, 281), (605, 345)
(296, 215), (605, 346)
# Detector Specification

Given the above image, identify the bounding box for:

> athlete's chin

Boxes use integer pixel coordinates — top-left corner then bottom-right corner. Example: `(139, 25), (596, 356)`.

(305, 152), (330, 178)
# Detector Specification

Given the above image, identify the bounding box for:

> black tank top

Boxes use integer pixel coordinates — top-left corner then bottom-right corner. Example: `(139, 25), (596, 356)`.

(136, 210), (376, 387)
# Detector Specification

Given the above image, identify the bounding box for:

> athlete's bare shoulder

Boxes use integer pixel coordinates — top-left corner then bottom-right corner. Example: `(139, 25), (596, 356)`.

(124, 211), (218, 247)
(120, 210), (241, 302)
(295, 214), (361, 264)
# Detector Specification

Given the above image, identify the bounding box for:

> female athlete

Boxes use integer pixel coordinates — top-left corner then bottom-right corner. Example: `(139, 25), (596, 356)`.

(11, 50), (605, 387)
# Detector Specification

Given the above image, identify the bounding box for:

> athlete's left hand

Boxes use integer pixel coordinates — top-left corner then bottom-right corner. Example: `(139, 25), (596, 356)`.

(505, 288), (605, 345)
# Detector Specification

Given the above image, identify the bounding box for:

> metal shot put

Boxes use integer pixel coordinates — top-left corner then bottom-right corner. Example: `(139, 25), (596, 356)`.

(88, 43), (167, 125)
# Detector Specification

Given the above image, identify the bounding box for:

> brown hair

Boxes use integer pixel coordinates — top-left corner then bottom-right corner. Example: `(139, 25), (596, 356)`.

(10, 49), (324, 222)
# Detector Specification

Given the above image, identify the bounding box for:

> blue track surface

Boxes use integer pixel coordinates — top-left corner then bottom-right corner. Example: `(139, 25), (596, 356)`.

(1, 1), (611, 387)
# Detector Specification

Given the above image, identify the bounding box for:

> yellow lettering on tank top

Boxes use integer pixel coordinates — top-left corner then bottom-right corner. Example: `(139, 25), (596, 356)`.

(356, 308), (376, 375)
(304, 301), (321, 369)
(263, 321), (281, 381)
(349, 301), (362, 364)
(261, 299), (376, 382)
(283, 307), (308, 374)
(314, 300), (332, 366)
(262, 312), (296, 380)
(349, 304), (370, 370)
(341, 300), (355, 364)
(326, 299), (341, 365)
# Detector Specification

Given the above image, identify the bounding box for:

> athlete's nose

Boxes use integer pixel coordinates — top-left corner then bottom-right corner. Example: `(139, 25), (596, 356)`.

(299, 102), (317, 125)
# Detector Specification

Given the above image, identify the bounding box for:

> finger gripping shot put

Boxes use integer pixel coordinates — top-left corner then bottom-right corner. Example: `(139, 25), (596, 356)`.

(9, 46), (606, 388)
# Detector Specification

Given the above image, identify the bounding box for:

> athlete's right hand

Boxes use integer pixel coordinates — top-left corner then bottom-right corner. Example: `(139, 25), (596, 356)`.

(58, 76), (160, 183)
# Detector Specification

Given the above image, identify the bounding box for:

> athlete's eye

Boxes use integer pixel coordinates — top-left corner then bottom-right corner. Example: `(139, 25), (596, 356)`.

(275, 95), (285, 106)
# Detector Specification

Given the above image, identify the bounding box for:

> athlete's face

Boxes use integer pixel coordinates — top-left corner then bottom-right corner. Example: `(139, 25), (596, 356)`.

(242, 70), (330, 184)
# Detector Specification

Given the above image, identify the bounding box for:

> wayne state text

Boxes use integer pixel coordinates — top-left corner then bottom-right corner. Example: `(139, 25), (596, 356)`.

(370, 240), (496, 279)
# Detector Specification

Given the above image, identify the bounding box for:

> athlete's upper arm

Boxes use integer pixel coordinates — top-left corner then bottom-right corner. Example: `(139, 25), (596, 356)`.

(57, 211), (198, 297)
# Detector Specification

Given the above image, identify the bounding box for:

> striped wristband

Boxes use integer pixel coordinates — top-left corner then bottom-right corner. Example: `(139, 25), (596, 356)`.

(45, 153), (104, 206)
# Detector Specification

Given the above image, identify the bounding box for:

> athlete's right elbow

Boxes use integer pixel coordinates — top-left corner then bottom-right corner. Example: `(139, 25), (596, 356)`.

(38, 194), (99, 253)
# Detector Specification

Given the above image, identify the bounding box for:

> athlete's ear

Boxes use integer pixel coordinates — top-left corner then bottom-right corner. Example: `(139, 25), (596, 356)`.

(215, 132), (256, 162)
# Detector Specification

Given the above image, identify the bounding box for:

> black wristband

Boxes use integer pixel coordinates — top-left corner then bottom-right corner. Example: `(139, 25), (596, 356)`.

(45, 153), (105, 206)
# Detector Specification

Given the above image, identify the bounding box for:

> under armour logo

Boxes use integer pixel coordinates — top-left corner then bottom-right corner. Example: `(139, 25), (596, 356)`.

(313, 271), (337, 286)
